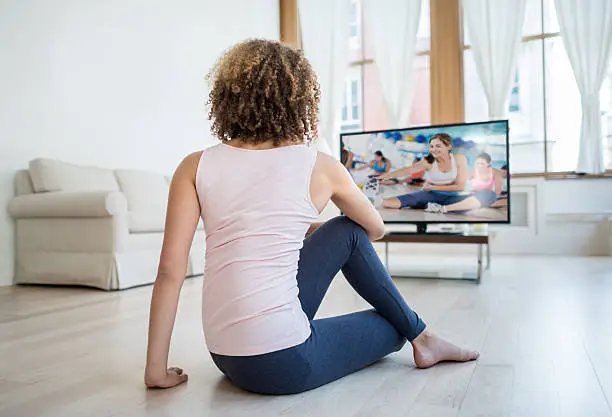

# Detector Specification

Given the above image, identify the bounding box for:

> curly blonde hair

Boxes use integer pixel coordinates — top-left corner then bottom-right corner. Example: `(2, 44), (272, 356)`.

(206, 39), (320, 145)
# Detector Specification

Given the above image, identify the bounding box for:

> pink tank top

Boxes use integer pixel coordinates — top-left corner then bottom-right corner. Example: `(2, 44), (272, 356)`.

(471, 168), (495, 191)
(195, 143), (319, 356)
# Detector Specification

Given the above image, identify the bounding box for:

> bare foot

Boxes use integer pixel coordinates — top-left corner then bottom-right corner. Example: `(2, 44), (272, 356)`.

(411, 330), (480, 369)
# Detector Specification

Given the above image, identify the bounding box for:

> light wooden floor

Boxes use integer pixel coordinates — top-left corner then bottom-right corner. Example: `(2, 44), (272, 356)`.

(1, 255), (612, 417)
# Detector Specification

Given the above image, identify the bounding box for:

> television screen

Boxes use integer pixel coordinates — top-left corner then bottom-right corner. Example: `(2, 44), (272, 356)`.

(340, 121), (510, 224)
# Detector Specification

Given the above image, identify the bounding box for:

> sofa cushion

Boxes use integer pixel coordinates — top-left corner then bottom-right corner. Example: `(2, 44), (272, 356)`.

(115, 169), (169, 233)
(29, 158), (119, 193)
(128, 212), (165, 233)
(15, 170), (35, 195)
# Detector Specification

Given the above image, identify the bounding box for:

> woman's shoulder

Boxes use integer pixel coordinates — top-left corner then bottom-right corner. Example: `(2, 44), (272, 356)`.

(453, 153), (468, 164)
(172, 151), (205, 184)
(314, 151), (353, 180)
(314, 150), (340, 169)
(183, 145), (225, 170)
(182, 150), (205, 168)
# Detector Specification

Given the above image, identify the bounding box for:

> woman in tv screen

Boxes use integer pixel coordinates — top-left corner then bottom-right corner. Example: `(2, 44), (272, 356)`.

(379, 134), (469, 208)
(354, 150), (392, 176)
(340, 139), (354, 170)
(424, 152), (502, 214)
(439, 153), (502, 212)
(379, 136), (500, 213)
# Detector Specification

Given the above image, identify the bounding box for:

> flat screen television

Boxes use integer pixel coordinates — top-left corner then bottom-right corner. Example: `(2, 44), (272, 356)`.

(340, 120), (510, 231)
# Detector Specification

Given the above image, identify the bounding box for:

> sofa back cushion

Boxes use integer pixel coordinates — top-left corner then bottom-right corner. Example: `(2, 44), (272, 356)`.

(15, 170), (35, 195)
(114, 169), (170, 233)
(29, 158), (120, 193)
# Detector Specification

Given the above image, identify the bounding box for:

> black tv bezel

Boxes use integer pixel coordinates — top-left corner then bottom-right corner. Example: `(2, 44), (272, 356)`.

(339, 119), (511, 225)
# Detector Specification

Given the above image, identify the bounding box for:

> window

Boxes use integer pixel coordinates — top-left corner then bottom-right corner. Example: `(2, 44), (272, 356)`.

(348, 0), (361, 50)
(464, 0), (612, 173)
(340, 69), (363, 132)
(343, 0), (431, 133)
(544, 36), (581, 172)
(509, 71), (520, 113)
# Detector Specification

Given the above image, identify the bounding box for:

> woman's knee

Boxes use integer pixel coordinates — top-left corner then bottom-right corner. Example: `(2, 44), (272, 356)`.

(324, 216), (364, 231)
(474, 190), (497, 207)
(324, 216), (369, 241)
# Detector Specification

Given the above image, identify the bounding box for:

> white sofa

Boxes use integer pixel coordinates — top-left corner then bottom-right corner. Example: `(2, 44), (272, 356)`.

(8, 158), (205, 290)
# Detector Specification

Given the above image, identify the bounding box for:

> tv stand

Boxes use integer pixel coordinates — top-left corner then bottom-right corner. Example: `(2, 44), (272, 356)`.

(380, 230), (490, 283)
(404, 223), (464, 235)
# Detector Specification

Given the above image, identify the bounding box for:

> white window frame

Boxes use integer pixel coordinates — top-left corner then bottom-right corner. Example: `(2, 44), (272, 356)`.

(340, 68), (363, 132)
(349, 0), (361, 50)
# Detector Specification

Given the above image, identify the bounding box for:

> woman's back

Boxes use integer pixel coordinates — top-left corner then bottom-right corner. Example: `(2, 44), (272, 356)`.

(196, 143), (318, 356)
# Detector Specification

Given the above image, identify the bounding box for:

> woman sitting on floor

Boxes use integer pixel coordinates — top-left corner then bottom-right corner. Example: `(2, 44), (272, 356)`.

(378, 134), (471, 210)
(354, 150), (392, 176)
(144, 39), (478, 395)
(424, 152), (502, 214)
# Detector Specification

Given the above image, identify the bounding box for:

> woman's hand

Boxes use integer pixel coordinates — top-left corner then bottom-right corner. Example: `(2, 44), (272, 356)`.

(145, 367), (188, 389)
(378, 172), (394, 181)
(305, 222), (324, 237)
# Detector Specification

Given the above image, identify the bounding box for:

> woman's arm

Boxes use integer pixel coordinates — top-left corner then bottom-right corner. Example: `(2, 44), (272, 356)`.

(355, 161), (374, 171)
(384, 161), (391, 173)
(379, 159), (429, 180)
(378, 166), (413, 180)
(494, 169), (503, 196)
(344, 151), (354, 170)
(144, 151), (202, 389)
(314, 153), (385, 240)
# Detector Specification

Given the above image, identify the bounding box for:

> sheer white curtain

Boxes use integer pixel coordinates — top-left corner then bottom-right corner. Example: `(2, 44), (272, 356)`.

(555, 0), (612, 174)
(463, 0), (526, 119)
(362, 0), (422, 128)
(299, 0), (351, 158)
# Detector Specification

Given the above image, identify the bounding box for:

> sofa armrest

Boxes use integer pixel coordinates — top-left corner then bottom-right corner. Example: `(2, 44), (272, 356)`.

(9, 191), (127, 219)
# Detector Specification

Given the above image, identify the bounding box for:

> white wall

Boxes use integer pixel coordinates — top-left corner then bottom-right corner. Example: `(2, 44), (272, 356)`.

(376, 177), (612, 258)
(490, 177), (612, 256)
(0, 0), (279, 286)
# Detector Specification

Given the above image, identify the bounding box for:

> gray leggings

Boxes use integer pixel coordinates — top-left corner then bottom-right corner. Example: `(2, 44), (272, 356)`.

(210, 217), (426, 395)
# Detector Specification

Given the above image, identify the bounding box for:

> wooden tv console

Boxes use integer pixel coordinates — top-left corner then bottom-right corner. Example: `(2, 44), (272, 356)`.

(379, 231), (490, 284)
